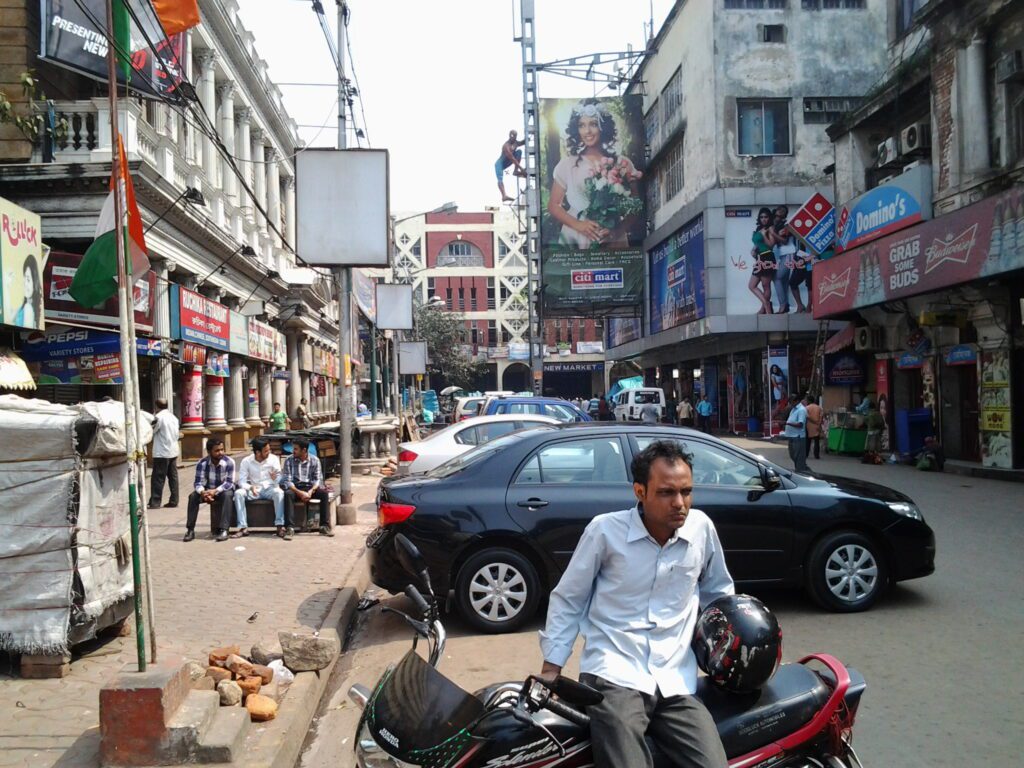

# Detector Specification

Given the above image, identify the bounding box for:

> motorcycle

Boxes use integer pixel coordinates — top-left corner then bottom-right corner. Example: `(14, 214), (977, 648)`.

(350, 534), (867, 768)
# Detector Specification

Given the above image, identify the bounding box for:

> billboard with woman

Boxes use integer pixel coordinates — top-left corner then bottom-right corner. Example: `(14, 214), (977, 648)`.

(0, 197), (45, 331)
(539, 96), (646, 313)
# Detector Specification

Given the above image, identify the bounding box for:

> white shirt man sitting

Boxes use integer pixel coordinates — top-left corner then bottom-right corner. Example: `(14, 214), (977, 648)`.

(233, 437), (285, 537)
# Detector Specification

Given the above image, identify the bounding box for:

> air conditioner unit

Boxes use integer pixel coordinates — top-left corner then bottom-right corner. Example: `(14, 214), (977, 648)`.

(854, 327), (885, 352)
(901, 122), (931, 153)
(876, 137), (898, 167)
(996, 50), (1024, 84)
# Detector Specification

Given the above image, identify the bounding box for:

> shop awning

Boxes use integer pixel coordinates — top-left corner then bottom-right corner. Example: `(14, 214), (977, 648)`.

(824, 323), (857, 355)
(0, 350), (37, 391)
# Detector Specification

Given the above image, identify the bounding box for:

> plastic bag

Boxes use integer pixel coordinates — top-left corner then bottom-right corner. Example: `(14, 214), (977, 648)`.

(268, 659), (295, 685)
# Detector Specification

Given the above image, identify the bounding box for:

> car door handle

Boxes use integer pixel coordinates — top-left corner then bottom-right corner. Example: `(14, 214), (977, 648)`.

(517, 498), (549, 509)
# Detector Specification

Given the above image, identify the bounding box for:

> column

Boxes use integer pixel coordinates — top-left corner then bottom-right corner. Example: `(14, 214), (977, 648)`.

(273, 376), (288, 417)
(205, 374), (228, 429)
(267, 149), (281, 246)
(197, 50), (218, 182)
(287, 331), (302, 416)
(181, 366), (205, 432)
(152, 260), (174, 406)
(964, 35), (991, 174)
(284, 176), (296, 250)
(259, 364), (273, 423)
(301, 371), (312, 417)
(252, 129), (267, 224)
(227, 356), (247, 428)
(217, 82), (237, 200)
(235, 107), (253, 219)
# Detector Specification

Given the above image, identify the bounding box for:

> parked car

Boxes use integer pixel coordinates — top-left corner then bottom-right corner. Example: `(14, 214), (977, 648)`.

(613, 387), (666, 421)
(396, 414), (558, 475)
(453, 396), (485, 422)
(477, 395), (591, 422)
(368, 424), (935, 632)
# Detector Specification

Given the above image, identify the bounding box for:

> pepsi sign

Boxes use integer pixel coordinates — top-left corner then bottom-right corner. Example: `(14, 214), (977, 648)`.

(571, 268), (624, 290)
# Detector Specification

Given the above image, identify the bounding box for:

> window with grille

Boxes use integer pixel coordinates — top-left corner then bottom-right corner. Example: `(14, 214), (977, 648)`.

(647, 165), (662, 217)
(661, 69), (684, 140)
(487, 320), (497, 346)
(487, 278), (496, 309)
(664, 136), (685, 202)
(470, 286), (477, 310)
(427, 277), (435, 295)
(437, 240), (484, 267)
(457, 287), (465, 311)
(803, 0), (866, 8)
(726, 0), (788, 7)
(400, 234), (410, 245)
(445, 287), (452, 308)
(500, 283), (511, 304)
(762, 24), (785, 43)
(411, 239), (421, 256)
(737, 99), (791, 155)
(803, 97), (860, 124)
(498, 240), (509, 256)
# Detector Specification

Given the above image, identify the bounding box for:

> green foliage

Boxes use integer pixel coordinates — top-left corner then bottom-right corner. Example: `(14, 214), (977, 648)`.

(414, 304), (488, 390)
(0, 71), (68, 144)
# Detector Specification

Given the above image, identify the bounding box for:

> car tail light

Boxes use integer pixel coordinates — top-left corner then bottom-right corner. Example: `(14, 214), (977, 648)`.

(378, 501), (416, 526)
(398, 449), (418, 465)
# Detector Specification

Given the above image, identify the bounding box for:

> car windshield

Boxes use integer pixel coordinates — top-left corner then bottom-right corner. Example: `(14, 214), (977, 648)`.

(634, 392), (660, 404)
(425, 427), (555, 478)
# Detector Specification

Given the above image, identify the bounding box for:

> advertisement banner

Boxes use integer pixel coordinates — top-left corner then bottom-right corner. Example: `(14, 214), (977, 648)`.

(92, 352), (122, 382)
(40, 0), (186, 102)
(539, 96), (645, 314)
(353, 269), (377, 324)
(0, 197), (45, 331)
(944, 345), (977, 367)
(43, 251), (155, 332)
(575, 340), (604, 354)
(824, 352), (866, 385)
(835, 164), (933, 253)
(788, 193), (835, 256)
(607, 317), (641, 348)
(980, 349), (1012, 469)
(19, 325), (158, 362)
(508, 342), (530, 361)
(274, 332), (287, 367)
(173, 285), (230, 351)
(204, 352), (230, 377)
(649, 214), (706, 334)
(247, 317), (277, 363)
(765, 346), (790, 435)
(725, 206), (813, 315)
(814, 187), (1024, 318)
(228, 310), (249, 356)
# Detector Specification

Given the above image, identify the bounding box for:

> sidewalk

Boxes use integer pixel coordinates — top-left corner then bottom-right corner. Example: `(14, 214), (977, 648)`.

(0, 461), (381, 768)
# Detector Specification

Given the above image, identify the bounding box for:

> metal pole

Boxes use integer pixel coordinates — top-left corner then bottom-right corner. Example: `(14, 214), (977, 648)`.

(392, 332), (401, 417)
(370, 325), (378, 416)
(519, 0), (543, 396)
(105, 0), (145, 672)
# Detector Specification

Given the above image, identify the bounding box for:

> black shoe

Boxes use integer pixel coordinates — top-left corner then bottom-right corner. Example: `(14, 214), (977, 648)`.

(147, 500), (159, 509)
(182, 529), (195, 542)
(319, 526), (335, 537)
(215, 530), (228, 542)
(165, 501), (178, 508)
(284, 527), (294, 541)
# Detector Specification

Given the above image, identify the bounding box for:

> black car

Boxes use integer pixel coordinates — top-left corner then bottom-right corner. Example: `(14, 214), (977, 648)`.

(367, 424), (935, 633)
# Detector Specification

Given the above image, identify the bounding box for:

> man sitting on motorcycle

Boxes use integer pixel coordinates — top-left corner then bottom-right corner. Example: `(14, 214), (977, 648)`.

(539, 440), (734, 768)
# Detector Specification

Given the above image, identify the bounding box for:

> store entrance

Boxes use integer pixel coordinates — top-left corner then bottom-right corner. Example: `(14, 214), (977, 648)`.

(941, 362), (980, 462)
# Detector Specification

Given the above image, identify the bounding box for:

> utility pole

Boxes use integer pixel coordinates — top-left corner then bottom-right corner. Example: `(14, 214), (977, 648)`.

(335, 0), (355, 520)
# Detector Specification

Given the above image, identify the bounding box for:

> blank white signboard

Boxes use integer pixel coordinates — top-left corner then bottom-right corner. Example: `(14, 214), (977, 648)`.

(296, 149), (390, 266)
(375, 283), (414, 330)
(399, 341), (428, 375)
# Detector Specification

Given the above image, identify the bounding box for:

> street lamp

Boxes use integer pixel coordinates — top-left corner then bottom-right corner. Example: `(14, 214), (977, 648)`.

(196, 244), (258, 288)
(145, 186), (206, 234)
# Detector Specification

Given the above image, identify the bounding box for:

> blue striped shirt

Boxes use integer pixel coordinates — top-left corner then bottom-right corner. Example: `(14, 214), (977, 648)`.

(193, 455), (235, 494)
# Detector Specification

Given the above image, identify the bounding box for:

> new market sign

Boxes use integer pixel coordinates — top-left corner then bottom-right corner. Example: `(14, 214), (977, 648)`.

(835, 164), (933, 253)
(170, 285), (230, 351)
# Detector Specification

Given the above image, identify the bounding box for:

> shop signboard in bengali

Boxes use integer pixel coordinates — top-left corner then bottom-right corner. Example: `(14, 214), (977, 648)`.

(44, 250), (155, 333)
(172, 285), (230, 351)
(228, 310), (249, 355)
(247, 317), (278, 363)
(980, 348), (1012, 469)
(649, 214), (706, 334)
(788, 193), (836, 256)
(835, 164), (932, 253)
(0, 196), (45, 331)
(944, 345), (977, 366)
(539, 95), (646, 315)
(824, 352), (866, 385)
(896, 352), (924, 370)
(814, 187), (1024, 318)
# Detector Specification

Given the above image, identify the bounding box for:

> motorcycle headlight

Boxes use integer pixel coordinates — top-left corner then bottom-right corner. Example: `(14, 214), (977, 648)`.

(887, 501), (923, 521)
(355, 720), (415, 768)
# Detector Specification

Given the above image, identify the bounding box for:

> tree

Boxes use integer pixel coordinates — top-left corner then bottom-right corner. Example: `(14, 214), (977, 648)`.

(0, 71), (68, 147)
(415, 304), (488, 391)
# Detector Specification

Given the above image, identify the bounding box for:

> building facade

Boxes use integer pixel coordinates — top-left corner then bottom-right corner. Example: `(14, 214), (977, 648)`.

(818, 0), (1024, 469)
(0, 0), (342, 457)
(391, 208), (607, 397)
(608, 0), (890, 433)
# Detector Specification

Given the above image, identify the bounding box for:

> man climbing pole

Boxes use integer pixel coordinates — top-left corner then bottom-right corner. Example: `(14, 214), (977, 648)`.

(496, 129), (527, 202)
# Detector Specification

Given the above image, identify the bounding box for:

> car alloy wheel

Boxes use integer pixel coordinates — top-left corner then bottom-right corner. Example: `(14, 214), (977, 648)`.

(456, 548), (541, 633)
(807, 531), (887, 612)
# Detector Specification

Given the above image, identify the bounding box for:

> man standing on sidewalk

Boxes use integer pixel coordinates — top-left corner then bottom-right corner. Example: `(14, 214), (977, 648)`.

(696, 395), (713, 433)
(805, 397), (823, 460)
(281, 438), (334, 538)
(234, 437), (285, 538)
(184, 438), (235, 542)
(269, 402), (289, 432)
(148, 398), (179, 509)
(784, 395), (809, 473)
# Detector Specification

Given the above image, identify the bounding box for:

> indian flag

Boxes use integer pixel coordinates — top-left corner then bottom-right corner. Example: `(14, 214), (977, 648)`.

(69, 138), (150, 308)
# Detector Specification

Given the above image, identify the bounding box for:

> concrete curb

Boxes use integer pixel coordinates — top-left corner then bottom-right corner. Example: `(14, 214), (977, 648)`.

(234, 549), (372, 768)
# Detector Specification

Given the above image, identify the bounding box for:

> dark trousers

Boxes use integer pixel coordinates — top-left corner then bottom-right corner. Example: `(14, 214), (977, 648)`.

(580, 674), (727, 768)
(788, 436), (809, 473)
(149, 457), (179, 506)
(697, 414), (710, 433)
(284, 483), (330, 528)
(186, 489), (234, 532)
(807, 434), (821, 459)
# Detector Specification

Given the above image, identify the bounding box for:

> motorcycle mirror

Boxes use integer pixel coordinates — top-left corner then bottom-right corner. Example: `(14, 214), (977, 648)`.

(394, 533), (435, 596)
(549, 675), (604, 707)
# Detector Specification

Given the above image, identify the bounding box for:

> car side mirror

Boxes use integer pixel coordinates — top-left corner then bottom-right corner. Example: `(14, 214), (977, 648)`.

(761, 466), (783, 491)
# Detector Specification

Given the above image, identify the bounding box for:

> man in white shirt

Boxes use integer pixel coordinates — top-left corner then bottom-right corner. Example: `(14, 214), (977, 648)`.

(539, 440), (733, 768)
(233, 437), (285, 537)
(148, 398), (180, 508)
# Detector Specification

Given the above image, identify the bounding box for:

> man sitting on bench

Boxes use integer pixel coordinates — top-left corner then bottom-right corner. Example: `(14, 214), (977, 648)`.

(281, 438), (334, 537)
(234, 437), (286, 538)
(184, 437), (235, 543)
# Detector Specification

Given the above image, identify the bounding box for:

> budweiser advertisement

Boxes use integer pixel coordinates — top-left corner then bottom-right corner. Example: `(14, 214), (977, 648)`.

(813, 187), (1024, 318)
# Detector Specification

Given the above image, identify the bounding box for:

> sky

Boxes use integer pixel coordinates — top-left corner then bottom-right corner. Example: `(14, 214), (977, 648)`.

(235, 0), (674, 214)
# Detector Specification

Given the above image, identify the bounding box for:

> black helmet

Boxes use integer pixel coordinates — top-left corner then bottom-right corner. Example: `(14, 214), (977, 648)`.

(692, 594), (782, 693)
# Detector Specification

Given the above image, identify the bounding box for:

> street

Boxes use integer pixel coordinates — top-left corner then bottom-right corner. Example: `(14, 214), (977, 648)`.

(300, 438), (1024, 768)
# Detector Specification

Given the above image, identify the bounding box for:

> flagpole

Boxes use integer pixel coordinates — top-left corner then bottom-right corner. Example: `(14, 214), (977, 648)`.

(105, 0), (146, 673)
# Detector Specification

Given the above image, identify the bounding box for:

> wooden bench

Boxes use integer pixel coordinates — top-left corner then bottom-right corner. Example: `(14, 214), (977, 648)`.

(208, 490), (337, 534)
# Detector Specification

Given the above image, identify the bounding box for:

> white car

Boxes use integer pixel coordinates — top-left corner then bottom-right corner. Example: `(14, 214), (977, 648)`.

(396, 414), (558, 475)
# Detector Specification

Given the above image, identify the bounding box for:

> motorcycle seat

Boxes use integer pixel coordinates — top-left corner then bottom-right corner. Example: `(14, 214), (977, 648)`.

(695, 663), (831, 759)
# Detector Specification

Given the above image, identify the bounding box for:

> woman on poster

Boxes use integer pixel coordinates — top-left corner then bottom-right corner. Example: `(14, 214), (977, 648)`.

(769, 363), (787, 416)
(547, 99), (642, 249)
(13, 256), (42, 328)
(748, 208), (778, 314)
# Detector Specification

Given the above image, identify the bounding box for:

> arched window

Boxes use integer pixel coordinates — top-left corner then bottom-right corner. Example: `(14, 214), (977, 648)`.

(437, 240), (484, 267)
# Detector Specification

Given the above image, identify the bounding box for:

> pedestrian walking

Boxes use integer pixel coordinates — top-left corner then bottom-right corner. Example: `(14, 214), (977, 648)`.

(640, 401), (660, 424)
(696, 395), (713, 433)
(677, 397), (694, 427)
(148, 398), (179, 509)
(184, 438), (235, 542)
(597, 393), (611, 421)
(805, 398), (823, 459)
(269, 401), (289, 432)
(784, 394), (809, 473)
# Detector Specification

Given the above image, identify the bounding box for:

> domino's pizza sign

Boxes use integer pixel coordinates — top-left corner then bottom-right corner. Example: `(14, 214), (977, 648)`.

(789, 193), (836, 256)
(571, 268), (624, 290)
(834, 164), (933, 253)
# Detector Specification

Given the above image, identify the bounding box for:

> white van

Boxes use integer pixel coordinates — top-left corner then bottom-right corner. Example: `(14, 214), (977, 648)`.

(614, 388), (666, 422)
